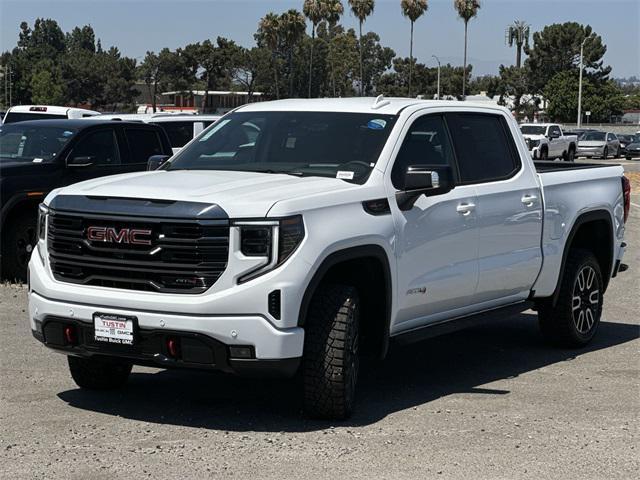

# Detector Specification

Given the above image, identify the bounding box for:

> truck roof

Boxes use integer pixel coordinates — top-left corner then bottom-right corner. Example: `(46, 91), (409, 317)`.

(236, 97), (512, 116)
(5, 105), (100, 115)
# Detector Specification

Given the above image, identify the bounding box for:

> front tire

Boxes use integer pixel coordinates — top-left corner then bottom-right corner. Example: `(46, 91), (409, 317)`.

(2, 216), (37, 282)
(602, 147), (608, 160)
(539, 148), (548, 160)
(68, 356), (132, 390)
(538, 249), (603, 347)
(302, 284), (360, 420)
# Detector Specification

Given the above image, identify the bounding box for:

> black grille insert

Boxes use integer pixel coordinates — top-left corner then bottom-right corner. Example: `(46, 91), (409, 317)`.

(47, 211), (229, 294)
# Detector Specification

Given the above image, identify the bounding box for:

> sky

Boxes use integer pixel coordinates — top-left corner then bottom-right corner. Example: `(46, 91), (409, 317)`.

(0, 0), (638, 78)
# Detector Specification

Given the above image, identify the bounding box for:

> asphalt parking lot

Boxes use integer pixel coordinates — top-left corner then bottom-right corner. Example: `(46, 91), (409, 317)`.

(1, 169), (638, 480)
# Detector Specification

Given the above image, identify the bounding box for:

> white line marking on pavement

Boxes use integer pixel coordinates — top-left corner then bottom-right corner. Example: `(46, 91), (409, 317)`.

(631, 202), (640, 209)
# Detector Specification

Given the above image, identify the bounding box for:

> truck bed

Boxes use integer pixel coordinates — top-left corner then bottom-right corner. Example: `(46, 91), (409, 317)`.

(534, 160), (619, 173)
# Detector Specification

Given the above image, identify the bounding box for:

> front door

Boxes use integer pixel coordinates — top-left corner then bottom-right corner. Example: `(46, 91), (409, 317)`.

(389, 113), (479, 334)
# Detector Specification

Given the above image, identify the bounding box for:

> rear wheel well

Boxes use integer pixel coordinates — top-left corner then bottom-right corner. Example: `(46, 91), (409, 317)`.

(569, 219), (613, 290)
(300, 247), (391, 359)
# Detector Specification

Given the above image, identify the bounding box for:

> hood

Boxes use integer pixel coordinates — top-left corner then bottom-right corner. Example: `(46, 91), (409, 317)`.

(626, 142), (640, 150)
(0, 160), (57, 178)
(522, 134), (545, 140)
(578, 140), (606, 147)
(52, 169), (358, 217)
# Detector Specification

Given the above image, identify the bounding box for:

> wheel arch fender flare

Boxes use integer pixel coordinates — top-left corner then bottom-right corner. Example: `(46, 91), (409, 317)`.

(297, 244), (393, 357)
(551, 209), (614, 307)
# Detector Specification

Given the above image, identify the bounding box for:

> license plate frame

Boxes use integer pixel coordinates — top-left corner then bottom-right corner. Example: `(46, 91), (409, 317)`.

(93, 312), (137, 346)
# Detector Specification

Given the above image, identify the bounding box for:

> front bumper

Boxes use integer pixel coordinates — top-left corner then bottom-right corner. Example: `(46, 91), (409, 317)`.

(576, 147), (604, 157)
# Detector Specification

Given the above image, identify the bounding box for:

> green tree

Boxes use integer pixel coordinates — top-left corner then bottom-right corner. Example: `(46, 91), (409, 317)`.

(348, 0), (375, 95)
(544, 71), (624, 123)
(453, 0), (480, 97)
(30, 65), (65, 105)
(360, 31), (395, 95)
(400, 0), (428, 98)
(525, 22), (611, 93)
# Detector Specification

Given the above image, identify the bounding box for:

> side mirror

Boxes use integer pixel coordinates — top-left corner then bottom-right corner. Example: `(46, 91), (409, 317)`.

(67, 155), (95, 167)
(147, 154), (170, 171)
(397, 165), (455, 211)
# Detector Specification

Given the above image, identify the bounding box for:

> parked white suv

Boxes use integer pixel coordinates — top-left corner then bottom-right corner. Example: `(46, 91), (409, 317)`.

(29, 98), (630, 419)
(520, 123), (577, 161)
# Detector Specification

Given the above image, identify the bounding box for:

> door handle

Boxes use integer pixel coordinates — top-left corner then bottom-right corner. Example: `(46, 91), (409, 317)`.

(456, 203), (476, 215)
(521, 194), (538, 207)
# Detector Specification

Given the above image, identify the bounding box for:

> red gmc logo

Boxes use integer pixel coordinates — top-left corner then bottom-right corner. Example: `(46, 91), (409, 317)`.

(86, 226), (152, 245)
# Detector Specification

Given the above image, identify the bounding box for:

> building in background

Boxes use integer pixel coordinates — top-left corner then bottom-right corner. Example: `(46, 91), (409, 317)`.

(137, 90), (265, 114)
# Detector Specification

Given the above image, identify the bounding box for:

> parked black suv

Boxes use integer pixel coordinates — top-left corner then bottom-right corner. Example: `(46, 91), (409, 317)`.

(0, 119), (172, 280)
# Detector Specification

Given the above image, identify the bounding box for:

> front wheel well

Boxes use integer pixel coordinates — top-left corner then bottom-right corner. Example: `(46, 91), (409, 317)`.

(299, 246), (392, 359)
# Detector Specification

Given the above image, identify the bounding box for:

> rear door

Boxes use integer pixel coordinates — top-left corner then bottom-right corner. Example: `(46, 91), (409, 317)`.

(445, 112), (543, 306)
(122, 126), (169, 169)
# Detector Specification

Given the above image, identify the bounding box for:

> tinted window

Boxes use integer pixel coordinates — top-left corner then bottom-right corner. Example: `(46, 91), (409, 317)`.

(549, 126), (561, 136)
(152, 121), (193, 148)
(125, 128), (164, 163)
(0, 124), (77, 162)
(70, 129), (120, 166)
(581, 132), (606, 141)
(607, 133), (616, 141)
(520, 125), (545, 135)
(167, 112), (397, 184)
(446, 113), (518, 184)
(4, 112), (67, 123)
(392, 115), (454, 189)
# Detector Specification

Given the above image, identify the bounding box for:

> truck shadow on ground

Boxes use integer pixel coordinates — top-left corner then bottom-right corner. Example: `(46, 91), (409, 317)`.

(58, 313), (639, 431)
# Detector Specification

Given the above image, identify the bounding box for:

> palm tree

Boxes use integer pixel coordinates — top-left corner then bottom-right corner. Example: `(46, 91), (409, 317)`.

(280, 9), (306, 97)
(453, 0), (480, 98)
(507, 20), (530, 68)
(400, 0), (428, 98)
(258, 13), (281, 99)
(325, 0), (345, 97)
(348, 0), (375, 96)
(303, 1), (327, 98)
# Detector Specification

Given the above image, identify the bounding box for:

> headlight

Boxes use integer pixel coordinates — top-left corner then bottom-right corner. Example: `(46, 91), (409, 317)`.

(235, 215), (305, 283)
(37, 203), (48, 241)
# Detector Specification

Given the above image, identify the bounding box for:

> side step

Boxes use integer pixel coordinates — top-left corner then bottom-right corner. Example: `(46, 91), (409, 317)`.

(392, 301), (534, 346)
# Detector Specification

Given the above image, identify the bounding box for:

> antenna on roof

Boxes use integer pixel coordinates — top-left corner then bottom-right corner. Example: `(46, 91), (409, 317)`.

(371, 95), (390, 110)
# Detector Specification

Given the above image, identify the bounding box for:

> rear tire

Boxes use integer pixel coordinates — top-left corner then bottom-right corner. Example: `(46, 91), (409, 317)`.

(2, 216), (37, 282)
(538, 249), (603, 348)
(68, 356), (132, 390)
(302, 284), (360, 420)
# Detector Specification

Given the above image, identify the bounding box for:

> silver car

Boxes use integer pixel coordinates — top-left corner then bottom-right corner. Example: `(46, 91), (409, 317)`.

(576, 131), (621, 159)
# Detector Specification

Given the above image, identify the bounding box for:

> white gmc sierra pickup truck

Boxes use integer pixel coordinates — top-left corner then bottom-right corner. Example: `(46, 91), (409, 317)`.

(520, 123), (578, 161)
(29, 98), (630, 419)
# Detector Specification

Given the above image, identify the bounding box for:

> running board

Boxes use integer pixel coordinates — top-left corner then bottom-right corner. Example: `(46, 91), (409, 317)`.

(392, 301), (534, 346)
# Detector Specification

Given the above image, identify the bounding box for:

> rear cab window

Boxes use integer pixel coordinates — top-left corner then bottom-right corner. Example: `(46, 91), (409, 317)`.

(124, 128), (165, 164)
(3, 113), (67, 123)
(445, 113), (520, 184)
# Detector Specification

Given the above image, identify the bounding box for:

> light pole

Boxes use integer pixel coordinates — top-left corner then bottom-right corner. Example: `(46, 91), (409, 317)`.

(577, 37), (587, 128)
(432, 55), (441, 100)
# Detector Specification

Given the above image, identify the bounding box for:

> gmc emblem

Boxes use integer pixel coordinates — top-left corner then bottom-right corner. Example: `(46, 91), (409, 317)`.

(86, 226), (152, 246)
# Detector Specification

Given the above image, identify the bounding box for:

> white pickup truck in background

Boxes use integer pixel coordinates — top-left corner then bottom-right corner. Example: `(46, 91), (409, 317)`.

(29, 98), (630, 419)
(520, 123), (578, 161)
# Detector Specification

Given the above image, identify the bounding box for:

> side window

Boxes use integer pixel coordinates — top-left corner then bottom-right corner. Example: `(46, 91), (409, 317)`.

(70, 129), (120, 166)
(391, 115), (454, 189)
(151, 122), (193, 148)
(607, 133), (615, 141)
(125, 128), (164, 164)
(549, 126), (561, 137)
(446, 113), (519, 184)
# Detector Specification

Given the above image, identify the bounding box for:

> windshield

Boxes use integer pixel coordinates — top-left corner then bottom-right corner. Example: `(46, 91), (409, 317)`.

(0, 124), (76, 163)
(3, 112), (67, 123)
(166, 111), (398, 184)
(580, 132), (606, 141)
(520, 125), (546, 135)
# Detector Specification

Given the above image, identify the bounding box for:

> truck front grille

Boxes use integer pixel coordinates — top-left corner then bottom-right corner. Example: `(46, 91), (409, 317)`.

(47, 212), (229, 294)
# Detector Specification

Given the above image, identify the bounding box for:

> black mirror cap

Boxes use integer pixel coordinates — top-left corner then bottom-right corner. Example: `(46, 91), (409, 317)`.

(147, 154), (170, 171)
(397, 164), (455, 210)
